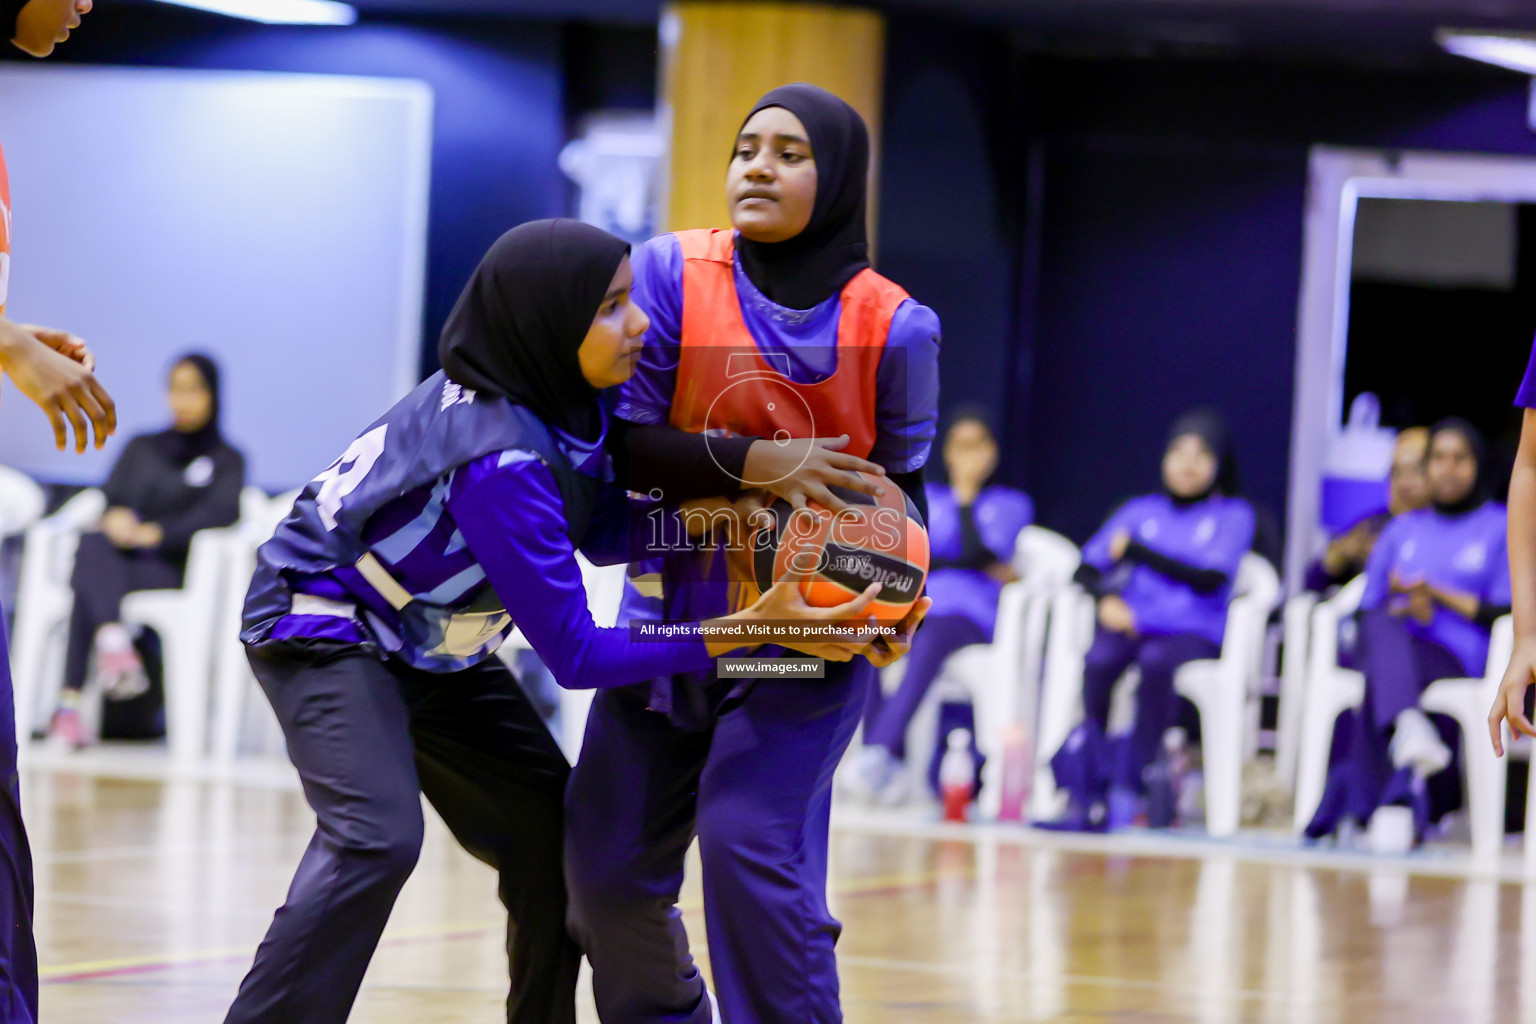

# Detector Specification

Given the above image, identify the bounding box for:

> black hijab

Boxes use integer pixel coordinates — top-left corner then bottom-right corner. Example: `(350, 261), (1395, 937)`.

(1, 0), (24, 42)
(438, 219), (630, 442)
(1428, 417), (1488, 516)
(734, 84), (871, 311)
(158, 353), (224, 466)
(1165, 408), (1239, 505)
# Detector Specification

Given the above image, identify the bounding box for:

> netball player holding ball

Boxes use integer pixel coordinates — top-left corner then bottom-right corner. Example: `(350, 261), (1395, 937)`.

(566, 84), (939, 1024)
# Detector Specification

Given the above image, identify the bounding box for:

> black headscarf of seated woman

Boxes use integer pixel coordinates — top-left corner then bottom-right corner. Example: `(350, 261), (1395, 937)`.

(734, 83), (872, 312)
(157, 353), (226, 466)
(1428, 417), (1489, 516)
(1165, 408), (1240, 505)
(438, 219), (630, 442)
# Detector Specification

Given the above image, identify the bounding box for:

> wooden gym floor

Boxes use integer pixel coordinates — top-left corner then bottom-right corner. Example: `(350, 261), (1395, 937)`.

(18, 761), (1536, 1024)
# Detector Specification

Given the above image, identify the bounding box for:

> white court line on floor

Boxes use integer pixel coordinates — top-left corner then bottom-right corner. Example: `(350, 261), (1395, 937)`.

(831, 804), (1536, 884)
(24, 747), (1536, 885)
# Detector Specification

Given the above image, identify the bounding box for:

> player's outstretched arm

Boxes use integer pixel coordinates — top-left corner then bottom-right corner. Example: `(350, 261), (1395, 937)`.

(1491, 407), (1536, 755)
(0, 316), (115, 453)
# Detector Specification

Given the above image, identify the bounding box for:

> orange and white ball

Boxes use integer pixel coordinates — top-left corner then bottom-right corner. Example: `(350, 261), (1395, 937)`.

(750, 472), (929, 623)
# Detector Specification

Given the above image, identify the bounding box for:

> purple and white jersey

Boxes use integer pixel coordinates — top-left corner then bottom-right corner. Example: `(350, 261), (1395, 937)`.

(256, 396), (711, 684)
(924, 482), (1033, 637)
(1362, 503), (1511, 675)
(615, 232), (940, 475)
(1082, 494), (1255, 646)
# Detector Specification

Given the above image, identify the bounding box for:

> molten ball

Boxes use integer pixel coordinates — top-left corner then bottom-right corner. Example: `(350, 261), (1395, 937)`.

(751, 472), (929, 623)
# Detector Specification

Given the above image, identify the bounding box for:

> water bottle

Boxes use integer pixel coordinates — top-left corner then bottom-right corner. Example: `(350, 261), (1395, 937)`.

(939, 729), (976, 823)
(996, 725), (1033, 822)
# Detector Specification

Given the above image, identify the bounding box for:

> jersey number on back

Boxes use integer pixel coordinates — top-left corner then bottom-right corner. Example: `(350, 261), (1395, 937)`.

(314, 425), (387, 531)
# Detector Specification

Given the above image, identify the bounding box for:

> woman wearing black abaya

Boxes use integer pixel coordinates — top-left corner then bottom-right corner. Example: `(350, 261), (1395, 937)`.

(222, 220), (877, 1024)
(565, 85), (941, 1024)
(49, 355), (244, 748)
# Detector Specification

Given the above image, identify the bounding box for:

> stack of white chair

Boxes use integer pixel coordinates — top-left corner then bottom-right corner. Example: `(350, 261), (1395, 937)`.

(11, 488), (107, 743)
(898, 525), (1080, 816)
(1030, 552), (1280, 836)
(1172, 554), (1281, 836)
(1291, 577), (1518, 861)
(210, 489), (301, 766)
(120, 523), (244, 766)
(11, 484), (291, 767)
(1420, 616), (1515, 863)
(1291, 576), (1367, 834)
(1276, 589), (1322, 793)
(114, 486), (274, 766)
(0, 465), (46, 542)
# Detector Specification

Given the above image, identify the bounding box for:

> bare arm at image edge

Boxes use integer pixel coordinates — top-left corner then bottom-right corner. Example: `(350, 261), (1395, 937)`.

(1490, 407), (1536, 754)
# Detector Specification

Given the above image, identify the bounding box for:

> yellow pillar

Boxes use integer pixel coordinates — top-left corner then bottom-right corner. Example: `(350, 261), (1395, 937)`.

(659, 1), (886, 240)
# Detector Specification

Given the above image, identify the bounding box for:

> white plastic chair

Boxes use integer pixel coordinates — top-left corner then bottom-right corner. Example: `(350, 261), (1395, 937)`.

(0, 466), (46, 540)
(1420, 616), (1515, 864)
(900, 526), (1080, 816)
(211, 489), (300, 765)
(1030, 585), (1097, 821)
(1291, 575), (1367, 834)
(11, 489), (106, 742)
(1028, 553), (1279, 833)
(121, 526), (239, 766)
(1277, 591), (1320, 791)
(1173, 554), (1281, 837)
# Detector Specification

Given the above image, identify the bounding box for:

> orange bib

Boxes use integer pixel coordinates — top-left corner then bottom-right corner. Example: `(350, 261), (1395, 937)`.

(667, 228), (908, 460)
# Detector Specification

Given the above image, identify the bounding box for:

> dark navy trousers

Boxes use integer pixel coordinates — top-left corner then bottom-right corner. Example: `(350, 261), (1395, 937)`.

(0, 613), (37, 1024)
(565, 660), (871, 1024)
(1322, 608), (1465, 829)
(1080, 628), (1219, 792)
(225, 647), (579, 1024)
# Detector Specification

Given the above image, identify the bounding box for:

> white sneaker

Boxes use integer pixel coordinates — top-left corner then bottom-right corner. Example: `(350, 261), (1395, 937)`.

(1367, 806), (1416, 855)
(1390, 708), (1451, 777)
(706, 989), (721, 1024)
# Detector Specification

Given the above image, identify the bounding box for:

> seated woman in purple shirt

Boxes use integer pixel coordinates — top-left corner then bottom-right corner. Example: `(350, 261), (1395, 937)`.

(224, 221), (881, 1024)
(855, 409), (1032, 802)
(1308, 419), (1509, 850)
(1040, 410), (1255, 832)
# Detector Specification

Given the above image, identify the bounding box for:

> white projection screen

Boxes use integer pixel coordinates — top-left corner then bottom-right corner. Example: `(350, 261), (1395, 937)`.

(0, 65), (433, 490)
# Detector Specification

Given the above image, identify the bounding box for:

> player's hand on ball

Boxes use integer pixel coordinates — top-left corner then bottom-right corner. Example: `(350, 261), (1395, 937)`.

(742, 434), (887, 512)
(1488, 636), (1536, 756)
(749, 567), (883, 661)
(864, 596), (933, 669)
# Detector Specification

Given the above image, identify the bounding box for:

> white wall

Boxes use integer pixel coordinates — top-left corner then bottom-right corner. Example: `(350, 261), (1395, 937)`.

(0, 64), (432, 490)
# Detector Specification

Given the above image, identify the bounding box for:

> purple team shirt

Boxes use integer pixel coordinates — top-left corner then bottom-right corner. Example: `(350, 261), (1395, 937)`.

(615, 232), (941, 626)
(1361, 503), (1510, 675)
(1082, 494), (1255, 646)
(924, 482), (1034, 638)
(616, 232), (940, 474)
